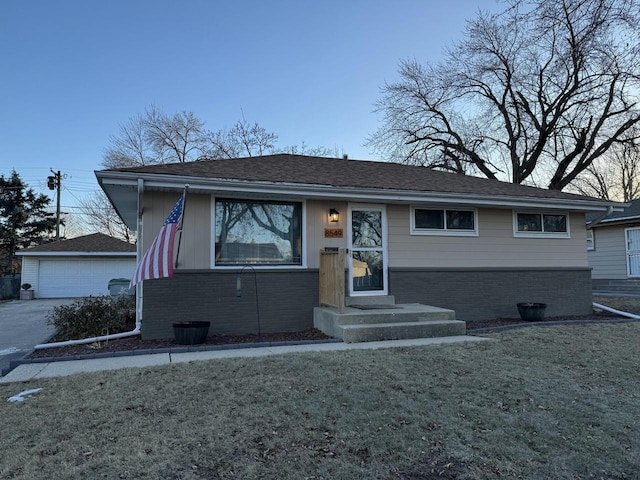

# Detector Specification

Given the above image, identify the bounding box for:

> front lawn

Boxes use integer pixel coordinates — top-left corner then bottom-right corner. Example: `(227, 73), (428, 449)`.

(1, 323), (639, 479)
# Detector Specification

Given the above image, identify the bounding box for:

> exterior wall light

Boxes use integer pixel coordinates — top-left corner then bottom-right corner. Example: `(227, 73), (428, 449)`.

(329, 208), (340, 223)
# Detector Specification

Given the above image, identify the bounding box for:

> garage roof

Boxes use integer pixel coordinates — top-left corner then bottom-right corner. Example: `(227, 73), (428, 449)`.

(17, 233), (135, 256)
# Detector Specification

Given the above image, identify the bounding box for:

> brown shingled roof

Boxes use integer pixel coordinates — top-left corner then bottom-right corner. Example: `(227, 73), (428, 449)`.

(19, 233), (135, 253)
(110, 153), (602, 203)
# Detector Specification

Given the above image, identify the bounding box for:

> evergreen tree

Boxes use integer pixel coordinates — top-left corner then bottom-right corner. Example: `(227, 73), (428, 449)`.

(0, 171), (56, 274)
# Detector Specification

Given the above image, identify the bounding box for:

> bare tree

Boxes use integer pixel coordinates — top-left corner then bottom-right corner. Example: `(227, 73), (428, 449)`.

(103, 113), (158, 169)
(99, 107), (337, 241)
(572, 140), (640, 201)
(144, 105), (206, 163)
(102, 106), (206, 169)
(368, 0), (640, 190)
(78, 191), (135, 243)
(202, 119), (278, 159)
(279, 141), (343, 158)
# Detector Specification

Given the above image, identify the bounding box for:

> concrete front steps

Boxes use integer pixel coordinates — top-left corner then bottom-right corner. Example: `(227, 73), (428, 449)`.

(313, 295), (466, 343)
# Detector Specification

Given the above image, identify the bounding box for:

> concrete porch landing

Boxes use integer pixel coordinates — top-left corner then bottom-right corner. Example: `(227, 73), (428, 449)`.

(314, 296), (466, 343)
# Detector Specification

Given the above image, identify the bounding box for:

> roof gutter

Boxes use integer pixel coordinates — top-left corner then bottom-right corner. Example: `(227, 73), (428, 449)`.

(96, 171), (623, 212)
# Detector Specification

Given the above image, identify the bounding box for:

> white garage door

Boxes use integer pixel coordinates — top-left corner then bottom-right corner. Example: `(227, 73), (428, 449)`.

(38, 258), (136, 298)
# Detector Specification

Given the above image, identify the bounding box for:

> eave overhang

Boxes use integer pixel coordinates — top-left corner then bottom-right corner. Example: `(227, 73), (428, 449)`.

(96, 170), (625, 231)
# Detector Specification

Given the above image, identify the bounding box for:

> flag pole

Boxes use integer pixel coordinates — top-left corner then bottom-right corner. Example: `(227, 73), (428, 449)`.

(174, 184), (189, 269)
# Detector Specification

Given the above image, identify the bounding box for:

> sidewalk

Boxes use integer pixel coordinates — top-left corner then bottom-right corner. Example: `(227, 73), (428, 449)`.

(0, 299), (72, 376)
(0, 335), (489, 384)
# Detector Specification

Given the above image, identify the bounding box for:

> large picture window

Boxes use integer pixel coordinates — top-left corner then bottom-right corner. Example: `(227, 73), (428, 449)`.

(411, 207), (477, 236)
(215, 199), (303, 266)
(514, 212), (569, 237)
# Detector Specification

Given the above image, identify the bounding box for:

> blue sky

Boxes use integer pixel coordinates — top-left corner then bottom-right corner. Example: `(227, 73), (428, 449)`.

(0, 0), (501, 227)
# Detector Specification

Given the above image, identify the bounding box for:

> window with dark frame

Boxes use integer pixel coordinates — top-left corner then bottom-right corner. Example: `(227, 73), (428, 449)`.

(516, 212), (568, 234)
(413, 208), (475, 232)
(214, 199), (302, 266)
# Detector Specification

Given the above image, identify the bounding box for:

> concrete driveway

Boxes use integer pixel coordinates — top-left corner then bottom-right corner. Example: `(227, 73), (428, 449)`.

(0, 298), (74, 375)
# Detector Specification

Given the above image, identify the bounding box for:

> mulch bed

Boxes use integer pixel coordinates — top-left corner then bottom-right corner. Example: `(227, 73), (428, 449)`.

(30, 311), (633, 360)
(30, 328), (334, 359)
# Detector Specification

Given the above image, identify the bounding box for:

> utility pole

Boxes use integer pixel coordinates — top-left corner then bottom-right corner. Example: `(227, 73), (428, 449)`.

(47, 170), (61, 240)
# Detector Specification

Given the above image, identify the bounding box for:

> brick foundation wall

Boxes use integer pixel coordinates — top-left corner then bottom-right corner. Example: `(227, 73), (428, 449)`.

(140, 267), (593, 338)
(141, 270), (319, 339)
(389, 267), (593, 322)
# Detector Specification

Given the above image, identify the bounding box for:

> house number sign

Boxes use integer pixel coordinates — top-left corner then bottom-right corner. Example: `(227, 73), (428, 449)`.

(324, 228), (343, 238)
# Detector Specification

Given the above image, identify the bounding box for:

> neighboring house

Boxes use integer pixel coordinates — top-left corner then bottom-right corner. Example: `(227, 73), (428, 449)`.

(587, 199), (640, 292)
(17, 233), (136, 298)
(96, 154), (621, 339)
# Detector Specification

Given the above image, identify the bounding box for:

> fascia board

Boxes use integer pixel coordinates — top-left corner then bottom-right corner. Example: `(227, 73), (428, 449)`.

(95, 171), (622, 213)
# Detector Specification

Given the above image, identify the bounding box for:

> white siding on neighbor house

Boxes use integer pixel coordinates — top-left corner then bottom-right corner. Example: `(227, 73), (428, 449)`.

(387, 205), (588, 268)
(37, 258), (136, 298)
(588, 225), (630, 279)
(20, 257), (39, 290)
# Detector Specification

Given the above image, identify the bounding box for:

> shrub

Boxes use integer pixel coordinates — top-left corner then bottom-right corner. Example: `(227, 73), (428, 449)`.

(47, 295), (135, 341)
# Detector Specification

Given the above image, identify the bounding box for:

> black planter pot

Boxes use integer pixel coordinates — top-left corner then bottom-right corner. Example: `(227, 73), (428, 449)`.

(173, 321), (211, 345)
(517, 303), (547, 322)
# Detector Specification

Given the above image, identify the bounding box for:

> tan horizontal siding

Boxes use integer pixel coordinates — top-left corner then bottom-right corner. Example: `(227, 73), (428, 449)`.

(144, 196), (590, 271)
(388, 205), (588, 268)
(143, 192), (211, 270)
(306, 200), (348, 269)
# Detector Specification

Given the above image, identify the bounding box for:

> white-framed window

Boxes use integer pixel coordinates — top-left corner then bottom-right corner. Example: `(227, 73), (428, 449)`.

(410, 206), (478, 236)
(213, 198), (304, 267)
(586, 229), (595, 250)
(513, 211), (570, 238)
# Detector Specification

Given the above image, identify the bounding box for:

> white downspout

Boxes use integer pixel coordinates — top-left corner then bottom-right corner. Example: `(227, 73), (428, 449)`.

(592, 302), (640, 320)
(33, 329), (141, 349)
(588, 205), (614, 229)
(34, 179), (145, 350)
(134, 178), (144, 332)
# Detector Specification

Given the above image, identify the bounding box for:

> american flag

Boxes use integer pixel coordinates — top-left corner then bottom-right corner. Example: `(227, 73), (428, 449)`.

(130, 192), (185, 288)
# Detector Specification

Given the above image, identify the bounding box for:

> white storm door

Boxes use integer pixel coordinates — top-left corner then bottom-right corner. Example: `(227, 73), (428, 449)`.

(348, 205), (388, 296)
(626, 228), (640, 277)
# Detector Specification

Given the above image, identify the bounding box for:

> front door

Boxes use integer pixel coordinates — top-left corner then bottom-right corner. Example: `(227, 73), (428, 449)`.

(626, 227), (640, 277)
(348, 205), (387, 295)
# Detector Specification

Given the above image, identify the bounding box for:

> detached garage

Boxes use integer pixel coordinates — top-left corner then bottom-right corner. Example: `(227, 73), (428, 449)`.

(17, 233), (136, 298)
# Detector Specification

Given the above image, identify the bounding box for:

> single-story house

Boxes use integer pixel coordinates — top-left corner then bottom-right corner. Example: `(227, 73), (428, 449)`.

(17, 233), (136, 298)
(588, 199), (640, 292)
(96, 154), (621, 339)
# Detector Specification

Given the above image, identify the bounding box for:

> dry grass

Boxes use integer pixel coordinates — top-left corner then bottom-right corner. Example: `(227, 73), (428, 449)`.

(1, 323), (640, 479)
